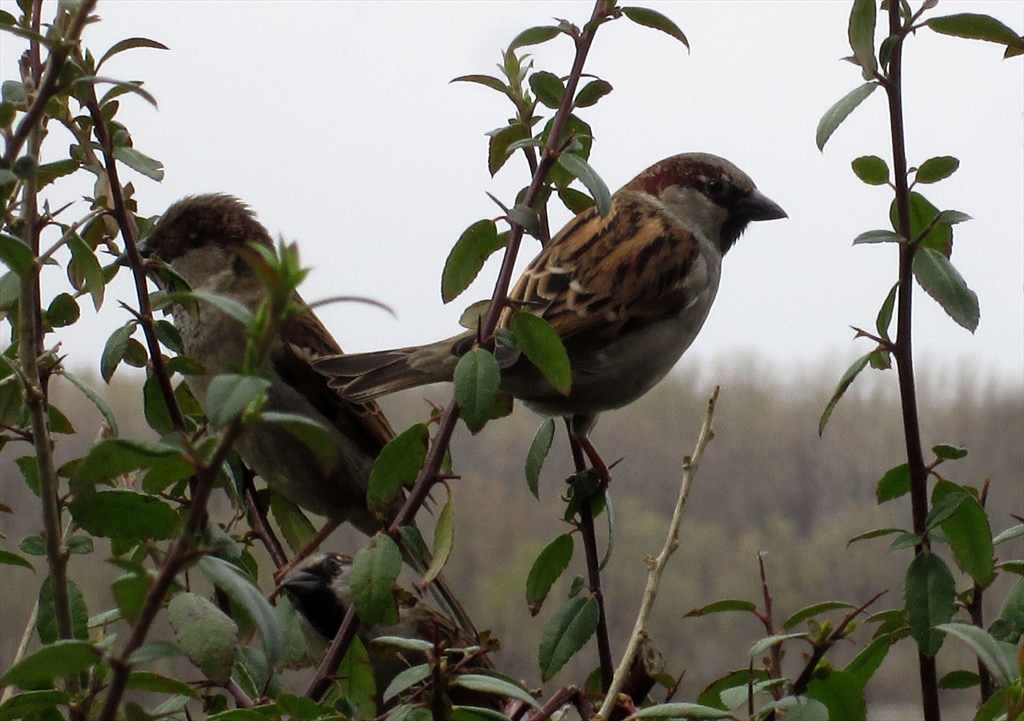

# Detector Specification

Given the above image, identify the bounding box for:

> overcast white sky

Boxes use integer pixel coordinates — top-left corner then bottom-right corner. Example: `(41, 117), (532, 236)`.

(4, 1), (1023, 392)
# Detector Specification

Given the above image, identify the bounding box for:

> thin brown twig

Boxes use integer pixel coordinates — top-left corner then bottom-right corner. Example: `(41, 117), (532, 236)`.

(593, 388), (719, 721)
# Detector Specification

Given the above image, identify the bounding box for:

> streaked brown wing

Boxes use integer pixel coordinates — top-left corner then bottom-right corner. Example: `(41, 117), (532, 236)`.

(274, 298), (395, 454)
(504, 191), (701, 344)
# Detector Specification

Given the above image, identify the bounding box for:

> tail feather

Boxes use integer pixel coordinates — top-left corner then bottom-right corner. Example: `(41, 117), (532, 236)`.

(316, 336), (466, 403)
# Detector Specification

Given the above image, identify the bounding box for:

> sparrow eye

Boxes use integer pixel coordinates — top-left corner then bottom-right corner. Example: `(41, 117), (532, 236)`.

(187, 231), (201, 249)
(702, 178), (728, 199)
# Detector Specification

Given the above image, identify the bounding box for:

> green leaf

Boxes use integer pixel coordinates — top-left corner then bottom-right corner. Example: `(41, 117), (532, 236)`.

(574, 79), (613, 108)
(67, 234), (105, 311)
(75, 437), (180, 487)
(876, 463), (910, 503)
(0, 689), (69, 720)
(198, 556), (284, 668)
(205, 374), (270, 426)
(916, 156), (960, 184)
(848, 0), (877, 78)
(557, 153), (611, 217)
(621, 7), (689, 49)
(113, 572), (150, 625)
(441, 220), (504, 303)
(336, 636), (377, 719)
(142, 373), (174, 435)
(100, 321), (135, 383)
(508, 26), (562, 52)
(932, 481), (995, 587)
(625, 703), (731, 719)
(260, 411), (338, 472)
(558, 186), (595, 215)
(806, 670), (866, 721)
(157, 290), (255, 327)
(912, 247), (980, 332)
(936, 623), (1019, 687)
(268, 495), (316, 555)
(0, 548), (34, 571)
(904, 551), (956, 657)
(126, 641), (185, 666)
(69, 489), (178, 542)
(36, 159), (80, 189)
(37, 576), (88, 643)
(167, 592), (238, 685)
(46, 292), (80, 327)
(368, 423), (428, 513)
(818, 352), (872, 435)
(993, 577), (1024, 644)
(450, 74), (509, 96)
(529, 71), (564, 109)
(844, 634), (893, 687)
(351, 534), (402, 626)
(509, 311), (571, 395)
(525, 417), (555, 499)
(851, 155), (888, 185)
(422, 498), (455, 586)
(19, 536), (45, 556)
(0, 232), (34, 276)
(994, 524), (1024, 546)
(932, 444), (967, 461)
(939, 670), (981, 689)
(125, 670), (199, 699)
(0, 640), (100, 689)
(382, 664), (431, 703)
(875, 283), (898, 338)
(816, 82), (877, 151)
(454, 348), (501, 434)
(451, 674), (540, 708)
(783, 601), (856, 630)
(683, 599), (758, 618)
(112, 145), (164, 181)
(749, 632), (809, 657)
(487, 124), (531, 177)
(847, 527), (906, 546)
(526, 534), (574, 616)
(96, 36), (169, 69)
(926, 13), (1024, 49)
(538, 595), (599, 681)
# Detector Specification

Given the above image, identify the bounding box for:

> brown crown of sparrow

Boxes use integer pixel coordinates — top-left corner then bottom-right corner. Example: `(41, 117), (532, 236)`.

(315, 153), (786, 458)
(137, 194), (474, 633)
(281, 552), (492, 705)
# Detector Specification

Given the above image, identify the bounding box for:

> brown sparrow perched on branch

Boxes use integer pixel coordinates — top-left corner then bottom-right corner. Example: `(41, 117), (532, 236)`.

(282, 552), (491, 704)
(137, 195), (474, 633)
(315, 153), (786, 460)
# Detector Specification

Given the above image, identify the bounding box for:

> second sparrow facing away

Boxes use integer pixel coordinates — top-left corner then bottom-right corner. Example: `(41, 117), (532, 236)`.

(315, 153), (786, 463)
(137, 195), (475, 633)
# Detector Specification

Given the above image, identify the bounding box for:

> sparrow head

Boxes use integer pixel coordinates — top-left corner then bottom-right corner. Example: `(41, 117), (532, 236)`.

(280, 551), (355, 641)
(625, 152), (786, 254)
(138, 194), (273, 287)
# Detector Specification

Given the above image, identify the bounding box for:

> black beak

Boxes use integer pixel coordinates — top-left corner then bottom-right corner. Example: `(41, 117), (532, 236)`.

(116, 238), (152, 268)
(280, 568), (323, 596)
(737, 189), (787, 222)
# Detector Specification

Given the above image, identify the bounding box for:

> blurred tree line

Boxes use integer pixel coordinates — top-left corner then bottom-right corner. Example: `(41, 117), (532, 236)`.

(3, 356), (1019, 709)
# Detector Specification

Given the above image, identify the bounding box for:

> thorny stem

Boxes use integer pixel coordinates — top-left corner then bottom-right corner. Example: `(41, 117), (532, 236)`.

(757, 553), (783, 699)
(309, 0), (615, 697)
(243, 472), (288, 569)
(593, 388), (719, 721)
(96, 419), (246, 721)
(83, 91), (188, 436)
(884, 4), (940, 719)
(568, 429), (614, 692)
(0, 0), (97, 169)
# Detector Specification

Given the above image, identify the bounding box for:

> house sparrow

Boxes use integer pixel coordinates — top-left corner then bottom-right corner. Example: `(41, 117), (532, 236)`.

(136, 194), (474, 633)
(314, 153), (786, 462)
(282, 552), (491, 705)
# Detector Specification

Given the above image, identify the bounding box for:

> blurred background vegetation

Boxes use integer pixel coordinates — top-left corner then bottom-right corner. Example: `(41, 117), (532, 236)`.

(2, 354), (1020, 713)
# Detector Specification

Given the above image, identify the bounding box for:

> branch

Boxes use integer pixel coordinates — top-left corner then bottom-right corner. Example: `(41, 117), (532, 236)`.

(884, 4), (940, 719)
(96, 419), (246, 721)
(0, 0), (97, 168)
(82, 90), (188, 436)
(593, 387), (719, 721)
